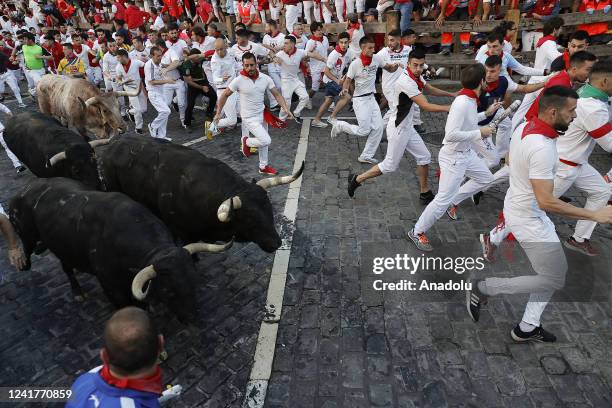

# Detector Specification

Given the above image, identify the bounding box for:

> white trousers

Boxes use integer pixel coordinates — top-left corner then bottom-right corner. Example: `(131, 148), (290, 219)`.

(355, 0), (365, 12)
(310, 68), (324, 92)
(279, 79), (309, 119)
(163, 79), (186, 121)
(303, 0), (314, 23)
(105, 78), (126, 110)
(24, 68), (45, 96)
(243, 115), (270, 168)
(521, 31), (543, 52)
(217, 89), (238, 128)
(128, 92), (148, 130)
(285, 5), (300, 33)
(335, 94), (383, 161)
(484, 213), (566, 327)
(379, 121), (431, 173)
(334, 0), (345, 21)
(0, 71), (23, 104)
(414, 147), (493, 234)
(270, 3), (282, 20)
(87, 66), (103, 85)
(268, 70), (281, 109)
(344, 0), (355, 15)
(0, 128), (21, 168)
(148, 91), (171, 139)
(412, 105), (422, 126)
(314, 2), (333, 23)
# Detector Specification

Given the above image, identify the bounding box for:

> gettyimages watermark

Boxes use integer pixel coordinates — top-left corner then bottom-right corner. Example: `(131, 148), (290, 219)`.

(360, 240), (611, 303)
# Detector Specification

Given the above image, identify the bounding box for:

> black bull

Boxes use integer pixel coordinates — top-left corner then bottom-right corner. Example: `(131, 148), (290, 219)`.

(9, 177), (231, 322)
(100, 136), (304, 253)
(3, 112), (104, 189)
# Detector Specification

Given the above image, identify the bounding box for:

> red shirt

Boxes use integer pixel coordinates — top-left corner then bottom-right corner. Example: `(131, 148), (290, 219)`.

(113, 1), (126, 20)
(197, 1), (214, 22)
(525, 70), (572, 121)
(528, 0), (558, 17)
(125, 5), (149, 29)
(42, 41), (65, 73)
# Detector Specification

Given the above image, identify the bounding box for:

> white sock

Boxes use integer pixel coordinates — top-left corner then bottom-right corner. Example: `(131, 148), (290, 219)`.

(519, 321), (536, 332)
(572, 235), (585, 243)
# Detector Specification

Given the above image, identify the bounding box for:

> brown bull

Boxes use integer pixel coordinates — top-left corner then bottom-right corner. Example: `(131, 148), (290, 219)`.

(36, 74), (139, 139)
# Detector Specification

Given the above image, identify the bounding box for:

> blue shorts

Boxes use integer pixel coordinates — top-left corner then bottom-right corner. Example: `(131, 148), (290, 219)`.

(325, 81), (342, 97)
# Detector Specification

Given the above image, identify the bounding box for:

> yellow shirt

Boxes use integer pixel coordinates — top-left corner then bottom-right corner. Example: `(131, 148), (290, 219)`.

(57, 56), (85, 75)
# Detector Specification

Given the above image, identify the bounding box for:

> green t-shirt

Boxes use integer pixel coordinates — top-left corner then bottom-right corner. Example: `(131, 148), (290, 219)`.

(180, 60), (207, 86)
(22, 44), (45, 70)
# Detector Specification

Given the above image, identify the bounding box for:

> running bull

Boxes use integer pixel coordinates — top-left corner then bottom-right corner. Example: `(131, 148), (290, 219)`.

(9, 177), (232, 322)
(4, 112), (105, 189)
(100, 136), (304, 253)
(36, 75), (138, 139)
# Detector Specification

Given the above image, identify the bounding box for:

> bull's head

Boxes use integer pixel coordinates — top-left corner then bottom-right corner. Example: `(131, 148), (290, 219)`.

(131, 240), (233, 323)
(47, 139), (109, 189)
(79, 91), (137, 139)
(216, 161), (305, 253)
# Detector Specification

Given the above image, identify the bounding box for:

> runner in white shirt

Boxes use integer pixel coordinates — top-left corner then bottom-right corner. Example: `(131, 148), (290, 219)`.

(533, 17), (563, 71)
(289, 23), (309, 51)
(231, 29), (270, 71)
(191, 26), (216, 89)
(348, 49), (452, 203)
(102, 41), (126, 114)
(408, 64), (501, 251)
(0, 102), (23, 172)
(262, 21), (285, 110)
(376, 29), (411, 125)
(330, 36), (390, 164)
(144, 46), (175, 141)
(116, 49), (147, 134)
(304, 22), (329, 104)
(274, 36), (310, 121)
(211, 38), (239, 131)
(467, 86), (612, 343)
(151, 8), (166, 31)
(347, 16), (364, 55)
(157, 38), (187, 128)
(215, 52), (293, 175)
(129, 37), (149, 63)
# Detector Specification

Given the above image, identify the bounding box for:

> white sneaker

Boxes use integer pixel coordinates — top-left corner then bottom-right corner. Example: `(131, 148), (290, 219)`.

(306, 99), (312, 110)
(148, 123), (157, 137)
(311, 120), (328, 128)
(327, 117), (337, 125)
(358, 156), (379, 164)
(17, 103), (26, 108)
(330, 124), (340, 139)
(157, 135), (172, 141)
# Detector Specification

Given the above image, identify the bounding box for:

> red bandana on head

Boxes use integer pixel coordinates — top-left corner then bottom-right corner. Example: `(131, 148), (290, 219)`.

(240, 69), (259, 80)
(334, 45), (346, 55)
(536, 35), (556, 48)
(406, 68), (424, 91)
(458, 88), (480, 106)
(521, 117), (559, 139)
(100, 364), (163, 395)
(360, 53), (372, 67)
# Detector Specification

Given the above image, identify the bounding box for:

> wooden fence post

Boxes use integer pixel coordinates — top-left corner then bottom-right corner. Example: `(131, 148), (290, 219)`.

(385, 10), (399, 34)
(505, 9), (521, 49)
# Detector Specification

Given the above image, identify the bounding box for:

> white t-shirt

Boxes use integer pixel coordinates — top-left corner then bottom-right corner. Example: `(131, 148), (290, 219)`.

(144, 59), (165, 94)
(504, 122), (558, 219)
(165, 39), (188, 61)
(129, 47), (149, 63)
(323, 48), (349, 84)
(443, 95), (487, 152)
(263, 32), (285, 73)
(102, 52), (119, 77)
(211, 51), (237, 88)
(348, 24), (364, 54)
(376, 45), (411, 92)
(534, 39), (562, 71)
(346, 54), (384, 97)
(228, 72), (276, 119)
(388, 70), (426, 128)
(192, 36), (216, 67)
(73, 44), (91, 69)
(231, 41), (268, 71)
(305, 36), (329, 72)
(152, 15), (165, 30)
(275, 48), (307, 82)
(116, 58), (145, 89)
(161, 48), (182, 80)
(557, 96), (612, 164)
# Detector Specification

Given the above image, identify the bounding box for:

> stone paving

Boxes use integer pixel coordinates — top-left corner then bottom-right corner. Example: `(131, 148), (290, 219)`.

(0, 91), (610, 407)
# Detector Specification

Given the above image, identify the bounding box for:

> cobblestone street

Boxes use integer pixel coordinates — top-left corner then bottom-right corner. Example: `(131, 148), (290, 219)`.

(0, 92), (610, 407)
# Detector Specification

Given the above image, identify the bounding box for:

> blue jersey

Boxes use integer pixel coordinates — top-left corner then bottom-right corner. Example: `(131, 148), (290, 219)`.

(478, 76), (509, 125)
(67, 367), (161, 408)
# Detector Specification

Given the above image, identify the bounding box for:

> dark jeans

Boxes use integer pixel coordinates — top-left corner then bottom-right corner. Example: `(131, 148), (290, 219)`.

(185, 84), (217, 126)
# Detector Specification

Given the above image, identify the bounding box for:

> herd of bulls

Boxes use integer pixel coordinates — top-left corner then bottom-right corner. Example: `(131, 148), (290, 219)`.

(3, 82), (304, 322)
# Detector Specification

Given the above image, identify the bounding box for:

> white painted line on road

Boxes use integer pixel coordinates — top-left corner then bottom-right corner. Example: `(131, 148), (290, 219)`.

(243, 119), (310, 408)
(182, 136), (208, 146)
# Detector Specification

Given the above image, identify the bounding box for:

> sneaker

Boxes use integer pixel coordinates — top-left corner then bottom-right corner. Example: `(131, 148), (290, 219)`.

(157, 136), (172, 141)
(17, 103), (26, 108)
(241, 136), (252, 158)
(311, 120), (328, 128)
(414, 124), (425, 134)
(328, 102), (335, 112)
(293, 115), (302, 124)
(466, 279), (487, 322)
(419, 190), (435, 204)
(330, 123), (340, 139)
(479, 233), (495, 262)
(358, 156), (378, 164)
(306, 99), (312, 110)
(446, 205), (458, 220)
(407, 228), (433, 252)
(472, 191), (484, 206)
(135, 128), (144, 134)
(439, 47), (451, 56)
(348, 173), (361, 198)
(461, 47), (474, 55)
(148, 123), (157, 137)
(181, 120), (188, 129)
(259, 165), (278, 175)
(563, 237), (598, 256)
(15, 165), (26, 173)
(511, 325), (556, 343)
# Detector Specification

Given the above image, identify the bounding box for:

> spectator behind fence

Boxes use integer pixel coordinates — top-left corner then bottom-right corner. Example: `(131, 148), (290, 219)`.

(66, 307), (164, 408)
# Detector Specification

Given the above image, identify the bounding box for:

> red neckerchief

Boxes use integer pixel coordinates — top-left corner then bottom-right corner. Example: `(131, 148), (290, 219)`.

(485, 50), (504, 59)
(485, 79), (499, 93)
(562, 51), (570, 69)
(169, 37), (179, 44)
(334, 45), (346, 55)
(240, 69), (259, 80)
(458, 88), (480, 106)
(406, 68), (424, 91)
(291, 32), (301, 41)
(122, 59), (131, 72)
(99, 364), (163, 395)
(536, 35), (556, 48)
(310, 35), (324, 42)
(504, 35), (511, 42)
(73, 44), (82, 54)
(521, 117), (559, 139)
(286, 46), (297, 57)
(360, 53), (372, 67)
(348, 22), (360, 31)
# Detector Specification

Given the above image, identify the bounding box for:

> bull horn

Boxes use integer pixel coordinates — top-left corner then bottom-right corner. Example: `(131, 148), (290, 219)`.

(217, 196), (242, 223)
(256, 161), (305, 190)
(84, 97), (97, 107)
(131, 265), (157, 300)
(88, 138), (111, 148)
(183, 238), (234, 254)
(48, 151), (67, 166)
(114, 87), (141, 97)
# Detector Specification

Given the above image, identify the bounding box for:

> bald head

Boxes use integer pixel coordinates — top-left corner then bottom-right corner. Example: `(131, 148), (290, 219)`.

(214, 37), (227, 57)
(103, 307), (160, 376)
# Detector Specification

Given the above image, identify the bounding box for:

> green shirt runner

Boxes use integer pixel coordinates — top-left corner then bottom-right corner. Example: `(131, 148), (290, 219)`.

(22, 44), (45, 70)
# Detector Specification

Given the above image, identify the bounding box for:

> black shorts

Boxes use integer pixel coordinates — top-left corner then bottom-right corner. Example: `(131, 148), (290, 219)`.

(325, 81), (342, 97)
